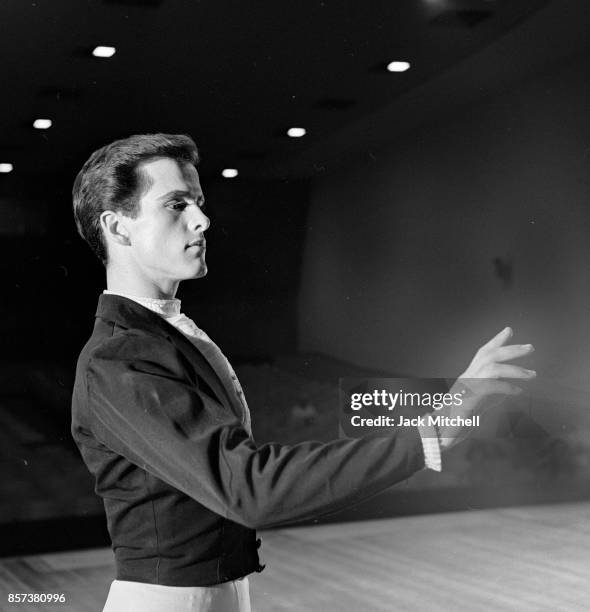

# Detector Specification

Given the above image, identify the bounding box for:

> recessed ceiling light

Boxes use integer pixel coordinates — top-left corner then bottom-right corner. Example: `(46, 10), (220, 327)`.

(33, 118), (52, 130)
(0, 163), (14, 173)
(387, 61), (411, 72)
(92, 46), (116, 58)
(287, 127), (306, 138)
(221, 168), (238, 178)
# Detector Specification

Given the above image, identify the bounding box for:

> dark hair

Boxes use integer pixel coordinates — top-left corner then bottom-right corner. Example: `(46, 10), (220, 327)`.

(72, 133), (200, 266)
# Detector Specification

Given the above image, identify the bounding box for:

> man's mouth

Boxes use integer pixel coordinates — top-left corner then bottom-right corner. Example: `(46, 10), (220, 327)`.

(186, 239), (206, 249)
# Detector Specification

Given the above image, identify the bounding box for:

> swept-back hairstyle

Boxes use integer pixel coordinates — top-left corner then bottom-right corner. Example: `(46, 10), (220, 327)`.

(72, 133), (199, 266)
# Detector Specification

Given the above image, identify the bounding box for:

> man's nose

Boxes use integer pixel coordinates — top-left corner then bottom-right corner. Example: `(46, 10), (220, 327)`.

(189, 206), (210, 232)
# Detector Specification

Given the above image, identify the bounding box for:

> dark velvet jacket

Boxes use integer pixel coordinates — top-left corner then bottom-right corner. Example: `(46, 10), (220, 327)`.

(71, 293), (425, 586)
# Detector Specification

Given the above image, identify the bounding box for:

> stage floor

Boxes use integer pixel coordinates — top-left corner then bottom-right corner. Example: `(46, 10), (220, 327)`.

(1, 501), (589, 611)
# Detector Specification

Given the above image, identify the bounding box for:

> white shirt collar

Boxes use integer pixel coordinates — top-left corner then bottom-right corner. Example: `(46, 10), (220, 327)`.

(103, 289), (181, 318)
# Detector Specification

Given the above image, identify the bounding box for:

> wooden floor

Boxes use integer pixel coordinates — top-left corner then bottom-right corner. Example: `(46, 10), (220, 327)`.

(1, 502), (590, 611)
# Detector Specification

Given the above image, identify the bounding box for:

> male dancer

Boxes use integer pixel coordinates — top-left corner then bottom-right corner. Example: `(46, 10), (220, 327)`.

(71, 133), (535, 611)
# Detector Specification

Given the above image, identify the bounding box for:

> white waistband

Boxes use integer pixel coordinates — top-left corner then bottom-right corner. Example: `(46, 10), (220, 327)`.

(103, 577), (251, 612)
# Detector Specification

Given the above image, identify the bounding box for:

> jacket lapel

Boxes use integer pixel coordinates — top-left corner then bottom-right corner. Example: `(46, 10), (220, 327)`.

(165, 322), (238, 413)
(95, 294), (236, 413)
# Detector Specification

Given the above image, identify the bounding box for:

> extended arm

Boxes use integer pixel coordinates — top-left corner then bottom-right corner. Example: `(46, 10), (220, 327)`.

(86, 331), (425, 530)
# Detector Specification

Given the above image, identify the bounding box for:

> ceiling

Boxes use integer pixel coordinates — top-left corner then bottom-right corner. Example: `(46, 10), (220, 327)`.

(1, 0), (587, 199)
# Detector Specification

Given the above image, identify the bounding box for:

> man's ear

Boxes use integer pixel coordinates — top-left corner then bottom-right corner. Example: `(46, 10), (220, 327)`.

(100, 210), (131, 246)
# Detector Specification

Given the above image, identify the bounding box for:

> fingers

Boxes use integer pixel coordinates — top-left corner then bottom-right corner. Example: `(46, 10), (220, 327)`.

(492, 343), (534, 363)
(462, 327), (537, 382)
(489, 363), (536, 379)
(481, 326), (513, 351)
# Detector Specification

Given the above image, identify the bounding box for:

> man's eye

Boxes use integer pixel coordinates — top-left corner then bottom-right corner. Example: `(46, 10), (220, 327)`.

(168, 200), (186, 210)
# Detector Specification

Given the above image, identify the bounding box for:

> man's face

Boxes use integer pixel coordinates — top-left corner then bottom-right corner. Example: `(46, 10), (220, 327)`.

(123, 157), (210, 283)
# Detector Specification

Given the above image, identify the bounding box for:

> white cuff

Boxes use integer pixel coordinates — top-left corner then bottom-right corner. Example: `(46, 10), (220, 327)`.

(417, 424), (442, 472)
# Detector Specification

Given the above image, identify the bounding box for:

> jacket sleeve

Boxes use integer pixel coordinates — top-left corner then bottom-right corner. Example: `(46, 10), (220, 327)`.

(86, 331), (425, 530)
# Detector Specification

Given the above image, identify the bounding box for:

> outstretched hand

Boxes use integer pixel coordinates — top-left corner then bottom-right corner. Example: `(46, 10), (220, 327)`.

(439, 327), (535, 448)
(460, 326), (535, 381)
(456, 326), (535, 398)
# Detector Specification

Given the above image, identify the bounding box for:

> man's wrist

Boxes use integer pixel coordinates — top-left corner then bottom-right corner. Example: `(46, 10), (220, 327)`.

(417, 423), (442, 472)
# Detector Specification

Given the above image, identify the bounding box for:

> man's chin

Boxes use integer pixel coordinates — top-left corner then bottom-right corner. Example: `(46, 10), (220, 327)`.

(177, 259), (207, 280)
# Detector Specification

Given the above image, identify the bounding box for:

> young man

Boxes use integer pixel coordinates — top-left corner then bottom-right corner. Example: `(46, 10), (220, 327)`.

(71, 133), (535, 612)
